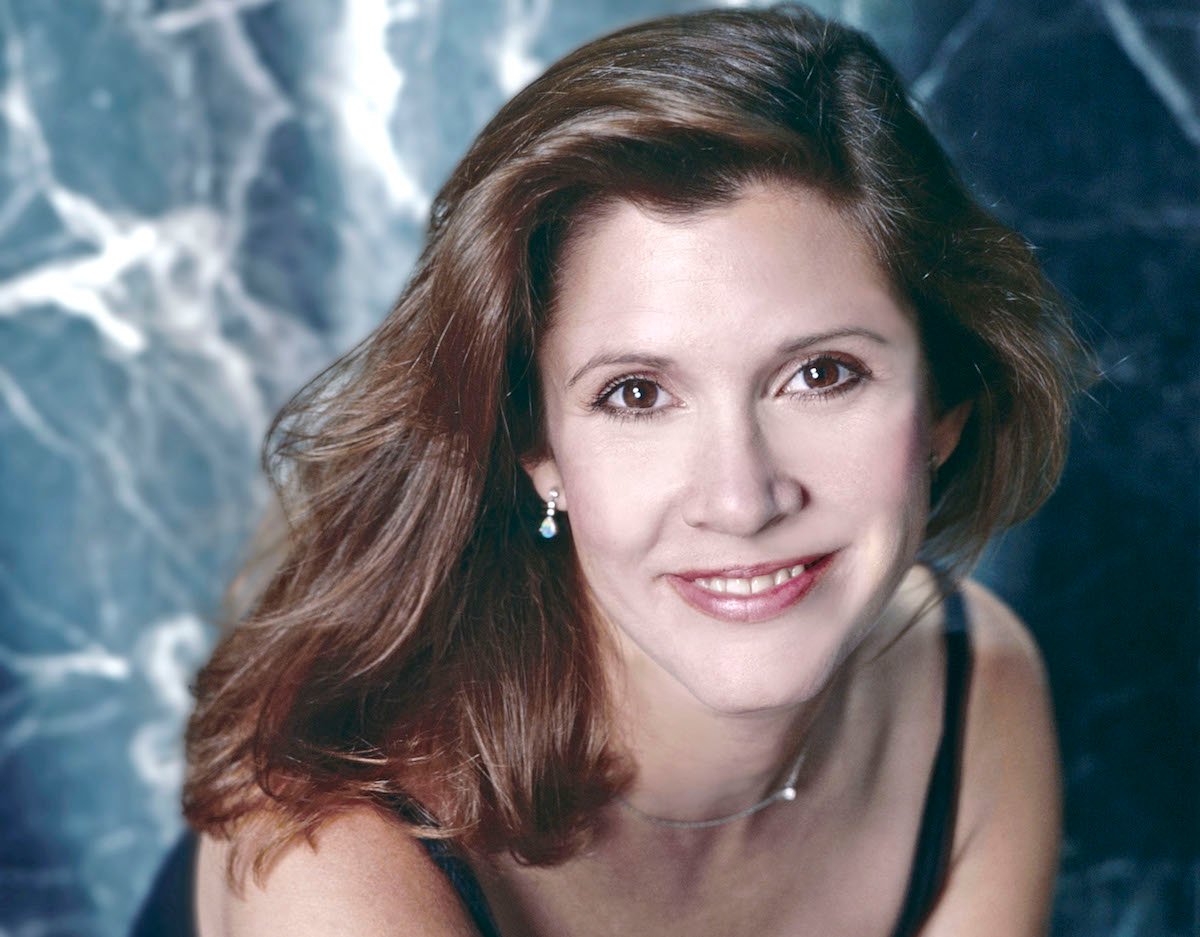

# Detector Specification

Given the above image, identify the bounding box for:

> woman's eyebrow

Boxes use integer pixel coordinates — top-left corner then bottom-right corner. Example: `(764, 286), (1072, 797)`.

(565, 327), (889, 389)
(566, 353), (673, 388)
(774, 326), (890, 357)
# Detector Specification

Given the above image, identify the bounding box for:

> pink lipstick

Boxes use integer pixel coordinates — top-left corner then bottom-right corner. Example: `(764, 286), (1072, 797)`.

(666, 552), (836, 623)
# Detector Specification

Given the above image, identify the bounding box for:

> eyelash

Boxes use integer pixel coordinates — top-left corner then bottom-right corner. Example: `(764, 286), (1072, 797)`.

(588, 354), (871, 422)
(589, 372), (667, 422)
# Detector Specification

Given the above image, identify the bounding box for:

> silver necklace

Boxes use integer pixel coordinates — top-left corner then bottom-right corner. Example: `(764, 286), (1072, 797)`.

(616, 745), (808, 830)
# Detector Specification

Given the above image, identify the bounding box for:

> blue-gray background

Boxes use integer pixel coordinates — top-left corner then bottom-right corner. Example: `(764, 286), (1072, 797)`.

(0, 1), (1195, 935)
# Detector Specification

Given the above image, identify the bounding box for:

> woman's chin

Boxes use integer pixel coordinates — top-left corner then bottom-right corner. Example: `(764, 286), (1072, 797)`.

(674, 658), (840, 718)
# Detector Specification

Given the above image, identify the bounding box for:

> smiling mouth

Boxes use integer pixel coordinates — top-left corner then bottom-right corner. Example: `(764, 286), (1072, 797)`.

(666, 553), (836, 623)
(692, 562), (809, 596)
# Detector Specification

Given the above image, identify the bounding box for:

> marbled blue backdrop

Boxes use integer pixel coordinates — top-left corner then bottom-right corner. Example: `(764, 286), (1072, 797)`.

(0, 1), (1195, 935)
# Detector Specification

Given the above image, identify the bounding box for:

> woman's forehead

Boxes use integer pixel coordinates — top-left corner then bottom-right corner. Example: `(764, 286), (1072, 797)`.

(542, 184), (913, 360)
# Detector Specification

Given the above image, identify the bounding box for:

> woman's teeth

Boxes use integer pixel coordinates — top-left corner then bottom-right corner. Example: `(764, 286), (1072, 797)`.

(693, 564), (807, 596)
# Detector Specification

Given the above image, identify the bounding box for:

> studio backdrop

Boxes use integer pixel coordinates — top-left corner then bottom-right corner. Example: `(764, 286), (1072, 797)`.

(0, 2), (1194, 936)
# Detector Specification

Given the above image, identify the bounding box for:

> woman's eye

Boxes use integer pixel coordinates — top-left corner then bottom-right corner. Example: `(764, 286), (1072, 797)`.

(783, 356), (861, 395)
(602, 377), (672, 412)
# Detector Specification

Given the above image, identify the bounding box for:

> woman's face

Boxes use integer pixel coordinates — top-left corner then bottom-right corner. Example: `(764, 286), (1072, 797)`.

(527, 183), (966, 715)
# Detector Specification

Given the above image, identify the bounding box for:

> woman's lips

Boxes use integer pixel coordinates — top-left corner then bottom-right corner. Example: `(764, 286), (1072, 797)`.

(666, 552), (836, 623)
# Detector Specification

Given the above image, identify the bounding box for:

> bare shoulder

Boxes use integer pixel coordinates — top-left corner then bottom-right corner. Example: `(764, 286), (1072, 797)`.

(195, 807), (481, 937)
(958, 577), (1048, 668)
(955, 576), (1061, 825)
(919, 577), (1062, 936)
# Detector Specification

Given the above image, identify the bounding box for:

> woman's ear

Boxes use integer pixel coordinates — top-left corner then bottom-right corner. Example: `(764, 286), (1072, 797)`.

(931, 400), (973, 468)
(520, 455), (568, 511)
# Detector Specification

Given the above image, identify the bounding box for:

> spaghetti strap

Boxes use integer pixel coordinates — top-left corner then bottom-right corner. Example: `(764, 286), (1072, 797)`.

(129, 829), (198, 937)
(889, 589), (973, 937)
(419, 837), (504, 937)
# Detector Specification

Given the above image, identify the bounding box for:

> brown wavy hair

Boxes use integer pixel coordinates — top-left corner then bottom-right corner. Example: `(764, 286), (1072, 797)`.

(184, 3), (1091, 882)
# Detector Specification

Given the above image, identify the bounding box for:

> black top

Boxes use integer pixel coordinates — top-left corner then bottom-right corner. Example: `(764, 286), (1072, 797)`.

(131, 591), (972, 937)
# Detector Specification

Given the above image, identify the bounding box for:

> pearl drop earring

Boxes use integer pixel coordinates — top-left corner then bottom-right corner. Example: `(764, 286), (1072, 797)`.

(538, 489), (560, 539)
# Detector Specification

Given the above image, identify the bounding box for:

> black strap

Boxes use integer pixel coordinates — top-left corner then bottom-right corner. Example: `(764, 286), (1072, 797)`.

(129, 830), (198, 937)
(889, 589), (972, 937)
(419, 837), (504, 937)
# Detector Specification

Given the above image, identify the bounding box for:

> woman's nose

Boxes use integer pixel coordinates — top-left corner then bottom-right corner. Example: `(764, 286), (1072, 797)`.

(679, 417), (805, 536)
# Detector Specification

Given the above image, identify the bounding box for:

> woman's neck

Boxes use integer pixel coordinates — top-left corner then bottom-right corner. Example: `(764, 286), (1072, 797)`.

(602, 567), (933, 833)
(607, 642), (844, 829)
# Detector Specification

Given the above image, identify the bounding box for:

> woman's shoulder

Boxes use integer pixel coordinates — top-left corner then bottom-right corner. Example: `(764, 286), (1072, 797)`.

(954, 575), (1059, 815)
(882, 568), (1057, 798)
(875, 567), (1048, 688)
(957, 576), (1047, 671)
(916, 575), (1061, 933)
(194, 807), (480, 937)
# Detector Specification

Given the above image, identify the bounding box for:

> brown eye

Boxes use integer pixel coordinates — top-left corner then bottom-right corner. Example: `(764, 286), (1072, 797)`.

(782, 355), (864, 397)
(800, 358), (841, 389)
(617, 379), (659, 409)
(597, 377), (673, 416)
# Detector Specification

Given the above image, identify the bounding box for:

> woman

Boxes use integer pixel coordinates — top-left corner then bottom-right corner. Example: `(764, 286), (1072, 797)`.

(136, 5), (1090, 935)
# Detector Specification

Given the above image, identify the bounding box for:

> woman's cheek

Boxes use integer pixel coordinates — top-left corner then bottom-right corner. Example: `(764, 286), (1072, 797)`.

(797, 397), (930, 515)
(557, 427), (671, 553)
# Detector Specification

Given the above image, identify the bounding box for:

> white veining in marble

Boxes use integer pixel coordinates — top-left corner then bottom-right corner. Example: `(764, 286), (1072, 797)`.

(328, 0), (429, 218)
(492, 0), (551, 96)
(0, 363), (78, 455)
(911, 0), (996, 102)
(1093, 0), (1200, 147)
(130, 614), (210, 828)
(0, 26), (147, 351)
(151, 0), (281, 36)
